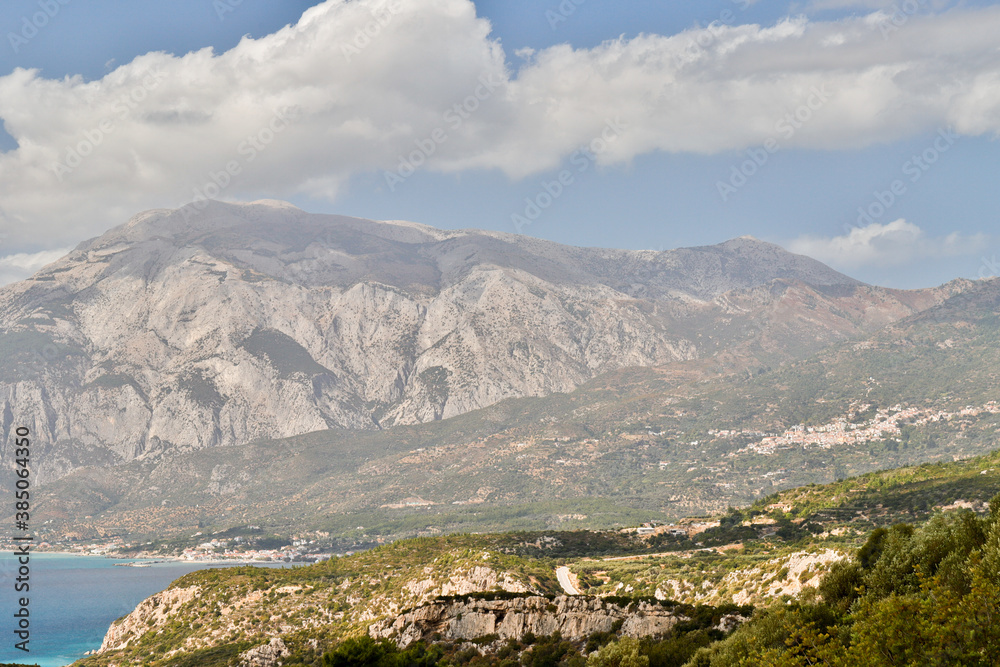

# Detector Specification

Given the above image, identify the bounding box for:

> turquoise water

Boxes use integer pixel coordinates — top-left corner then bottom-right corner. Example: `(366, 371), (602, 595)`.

(0, 553), (294, 666)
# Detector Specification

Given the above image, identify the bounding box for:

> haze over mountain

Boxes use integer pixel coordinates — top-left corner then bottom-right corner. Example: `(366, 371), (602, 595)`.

(0, 201), (965, 484)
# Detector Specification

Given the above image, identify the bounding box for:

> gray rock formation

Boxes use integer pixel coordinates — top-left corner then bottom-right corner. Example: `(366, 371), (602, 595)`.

(370, 595), (748, 647)
(239, 638), (290, 667)
(0, 200), (956, 483)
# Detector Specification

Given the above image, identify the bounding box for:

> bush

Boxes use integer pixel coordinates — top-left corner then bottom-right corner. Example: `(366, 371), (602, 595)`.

(587, 637), (648, 667)
(816, 561), (862, 612)
(322, 636), (444, 667)
(690, 495), (1000, 666)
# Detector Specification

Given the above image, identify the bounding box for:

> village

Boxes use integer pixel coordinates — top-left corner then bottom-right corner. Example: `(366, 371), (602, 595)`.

(725, 401), (1000, 456)
(6, 534), (341, 564)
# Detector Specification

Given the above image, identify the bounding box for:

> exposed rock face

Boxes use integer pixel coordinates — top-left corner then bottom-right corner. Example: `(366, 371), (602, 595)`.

(239, 638), (290, 667)
(372, 595), (711, 647)
(439, 566), (532, 597)
(729, 549), (845, 605)
(0, 200), (960, 483)
(93, 560), (539, 663)
(99, 586), (202, 653)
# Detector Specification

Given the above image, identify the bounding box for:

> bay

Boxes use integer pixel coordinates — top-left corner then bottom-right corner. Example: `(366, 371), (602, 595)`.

(0, 552), (297, 667)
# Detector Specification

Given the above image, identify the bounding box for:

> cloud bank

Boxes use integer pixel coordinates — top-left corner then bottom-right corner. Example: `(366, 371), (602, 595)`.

(1, 0), (999, 262)
(0, 247), (72, 286)
(788, 219), (990, 269)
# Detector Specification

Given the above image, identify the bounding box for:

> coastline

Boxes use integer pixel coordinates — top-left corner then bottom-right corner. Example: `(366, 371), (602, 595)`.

(0, 550), (303, 568)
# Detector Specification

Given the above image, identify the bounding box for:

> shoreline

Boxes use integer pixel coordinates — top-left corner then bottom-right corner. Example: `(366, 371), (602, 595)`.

(0, 549), (185, 561)
(1, 545), (326, 567)
(0, 550), (300, 566)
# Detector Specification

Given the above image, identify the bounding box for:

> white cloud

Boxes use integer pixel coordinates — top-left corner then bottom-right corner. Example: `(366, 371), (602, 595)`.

(0, 0), (999, 251)
(787, 219), (989, 268)
(806, 0), (952, 11)
(0, 248), (72, 285)
(807, 0), (903, 10)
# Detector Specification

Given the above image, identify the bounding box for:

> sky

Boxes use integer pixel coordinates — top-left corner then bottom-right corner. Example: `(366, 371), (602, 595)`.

(0, 0), (998, 288)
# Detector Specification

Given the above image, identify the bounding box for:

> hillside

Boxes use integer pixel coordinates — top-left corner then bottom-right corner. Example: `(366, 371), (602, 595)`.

(563, 445), (1000, 606)
(0, 201), (956, 486)
(74, 449), (1000, 667)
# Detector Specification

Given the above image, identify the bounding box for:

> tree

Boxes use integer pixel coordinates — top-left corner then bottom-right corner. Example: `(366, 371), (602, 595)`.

(587, 637), (649, 667)
(690, 496), (1000, 666)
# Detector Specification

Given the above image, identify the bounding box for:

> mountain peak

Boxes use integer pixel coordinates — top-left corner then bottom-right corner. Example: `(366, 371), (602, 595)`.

(58, 203), (866, 300)
(664, 235), (864, 296)
(247, 199), (302, 210)
(717, 235), (783, 252)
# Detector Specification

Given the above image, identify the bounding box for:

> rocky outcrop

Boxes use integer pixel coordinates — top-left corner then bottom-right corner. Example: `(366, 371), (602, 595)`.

(239, 638), (291, 667)
(400, 565), (534, 605)
(371, 595), (736, 647)
(728, 550), (845, 605)
(99, 586), (202, 653)
(439, 566), (532, 597)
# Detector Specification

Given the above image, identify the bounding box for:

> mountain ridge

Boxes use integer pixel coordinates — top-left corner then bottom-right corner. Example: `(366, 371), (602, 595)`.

(0, 201), (969, 486)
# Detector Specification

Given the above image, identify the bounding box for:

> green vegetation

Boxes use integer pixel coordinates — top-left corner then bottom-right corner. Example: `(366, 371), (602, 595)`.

(313, 617), (737, 667)
(755, 448), (1000, 527)
(321, 636), (444, 666)
(419, 366), (452, 402)
(73, 448), (1000, 667)
(689, 497), (1000, 666)
(0, 329), (83, 377)
(178, 369), (225, 409)
(305, 499), (1000, 667)
(77, 534), (561, 667)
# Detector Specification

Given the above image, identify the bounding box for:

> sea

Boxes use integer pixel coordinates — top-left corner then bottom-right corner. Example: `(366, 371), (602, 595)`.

(0, 552), (298, 666)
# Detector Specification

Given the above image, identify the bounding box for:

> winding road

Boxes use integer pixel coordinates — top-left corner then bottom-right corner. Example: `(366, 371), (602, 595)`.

(556, 566), (581, 595)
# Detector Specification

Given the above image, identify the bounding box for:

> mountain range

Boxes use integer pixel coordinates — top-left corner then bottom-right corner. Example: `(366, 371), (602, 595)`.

(0, 200), (962, 487)
(2, 201), (998, 548)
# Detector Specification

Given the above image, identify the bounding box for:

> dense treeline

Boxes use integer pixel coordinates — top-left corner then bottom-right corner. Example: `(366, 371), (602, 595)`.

(690, 495), (1000, 666)
(316, 629), (724, 667)
(312, 603), (746, 666)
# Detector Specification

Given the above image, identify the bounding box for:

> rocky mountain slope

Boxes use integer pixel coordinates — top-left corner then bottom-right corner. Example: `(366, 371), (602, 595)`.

(77, 531), (753, 667)
(82, 534), (560, 666)
(369, 595), (746, 648)
(17, 276), (997, 546)
(0, 200), (956, 484)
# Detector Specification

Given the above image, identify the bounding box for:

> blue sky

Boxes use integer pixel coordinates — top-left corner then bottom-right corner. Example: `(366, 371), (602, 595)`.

(0, 0), (998, 288)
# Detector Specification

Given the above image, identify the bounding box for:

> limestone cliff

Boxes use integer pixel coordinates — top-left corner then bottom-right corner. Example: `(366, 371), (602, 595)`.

(370, 594), (749, 647)
(99, 586), (202, 653)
